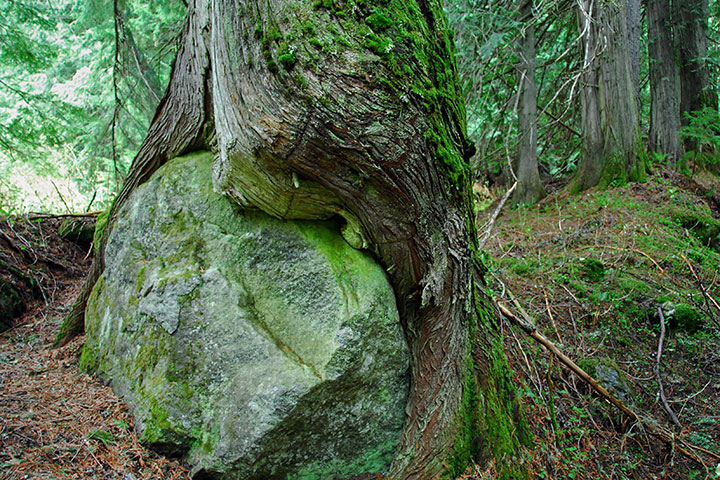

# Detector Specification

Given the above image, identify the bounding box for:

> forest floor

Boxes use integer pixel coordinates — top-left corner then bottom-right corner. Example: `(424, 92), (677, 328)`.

(481, 167), (720, 479)
(1, 166), (719, 480)
(0, 217), (190, 479)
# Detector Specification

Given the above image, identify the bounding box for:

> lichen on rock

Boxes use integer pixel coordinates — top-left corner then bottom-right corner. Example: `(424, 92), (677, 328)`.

(83, 151), (410, 479)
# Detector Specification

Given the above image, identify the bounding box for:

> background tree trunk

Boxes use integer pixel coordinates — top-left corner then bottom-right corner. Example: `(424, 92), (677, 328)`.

(574, 0), (646, 192)
(59, 0), (529, 477)
(512, 0), (546, 206)
(626, 0), (642, 112)
(647, 0), (682, 163)
(675, 0), (717, 122)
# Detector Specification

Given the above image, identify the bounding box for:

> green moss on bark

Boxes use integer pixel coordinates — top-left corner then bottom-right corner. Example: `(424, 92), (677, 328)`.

(93, 197), (117, 256)
(444, 352), (482, 479)
(465, 293), (532, 480)
(274, 0), (474, 193)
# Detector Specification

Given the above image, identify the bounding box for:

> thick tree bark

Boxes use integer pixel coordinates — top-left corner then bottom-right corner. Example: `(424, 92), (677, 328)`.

(574, 0), (646, 192)
(647, 0), (682, 163)
(626, 0), (642, 109)
(60, 0), (528, 478)
(512, 0), (545, 207)
(675, 0), (717, 124)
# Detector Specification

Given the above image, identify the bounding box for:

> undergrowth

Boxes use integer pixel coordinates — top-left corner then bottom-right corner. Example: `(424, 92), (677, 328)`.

(483, 168), (720, 479)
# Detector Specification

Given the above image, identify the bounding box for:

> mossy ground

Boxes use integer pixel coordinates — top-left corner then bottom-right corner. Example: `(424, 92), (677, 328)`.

(479, 167), (720, 479)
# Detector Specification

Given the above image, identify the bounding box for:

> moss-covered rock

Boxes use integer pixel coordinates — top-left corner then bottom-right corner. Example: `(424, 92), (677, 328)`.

(673, 211), (720, 252)
(579, 358), (634, 405)
(83, 151), (410, 479)
(659, 301), (706, 333)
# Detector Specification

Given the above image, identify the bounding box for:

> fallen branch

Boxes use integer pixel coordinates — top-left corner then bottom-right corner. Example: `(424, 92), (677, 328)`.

(24, 212), (102, 220)
(478, 182), (517, 249)
(50, 180), (72, 214)
(655, 307), (682, 429)
(495, 299), (720, 468)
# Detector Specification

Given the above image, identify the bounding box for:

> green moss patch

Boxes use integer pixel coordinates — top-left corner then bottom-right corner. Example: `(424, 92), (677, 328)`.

(673, 211), (720, 251)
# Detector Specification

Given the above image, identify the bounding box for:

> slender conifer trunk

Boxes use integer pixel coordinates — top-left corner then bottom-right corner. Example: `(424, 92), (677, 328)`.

(675, 0), (717, 120)
(512, 0), (546, 206)
(647, 0), (682, 163)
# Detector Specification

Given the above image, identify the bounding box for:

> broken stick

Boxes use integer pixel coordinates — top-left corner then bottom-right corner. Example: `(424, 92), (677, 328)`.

(655, 307), (683, 429)
(495, 299), (720, 469)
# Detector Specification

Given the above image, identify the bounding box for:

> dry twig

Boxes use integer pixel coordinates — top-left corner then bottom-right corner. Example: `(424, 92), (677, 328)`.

(544, 290), (563, 343)
(655, 307), (682, 429)
(496, 299), (720, 469)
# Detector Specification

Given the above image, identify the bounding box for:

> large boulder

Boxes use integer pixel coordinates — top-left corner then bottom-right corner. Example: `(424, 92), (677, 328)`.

(81, 152), (410, 479)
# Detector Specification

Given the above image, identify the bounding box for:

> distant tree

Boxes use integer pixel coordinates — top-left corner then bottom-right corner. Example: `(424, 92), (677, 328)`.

(448, 0), (588, 190)
(573, 0), (645, 191)
(512, 0), (546, 206)
(647, 0), (683, 163)
(675, 0), (717, 147)
(446, 0), (520, 182)
(59, 0), (530, 478)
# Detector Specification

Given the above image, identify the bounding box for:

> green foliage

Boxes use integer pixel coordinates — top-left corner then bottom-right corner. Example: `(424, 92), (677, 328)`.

(673, 210), (720, 251)
(0, 0), (185, 213)
(87, 429), (115, 447)
(580, 258), (605, 282)
(446, 0), (581, 181)
(113, 419), (130, 429)
(680, 107), (720, 172)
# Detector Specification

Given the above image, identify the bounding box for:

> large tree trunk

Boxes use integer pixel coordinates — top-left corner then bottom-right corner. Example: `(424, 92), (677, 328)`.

(647, 0), (682, 164)
(675, 0), (717, 120)
(626, 0), (642, 110)
(573, 0), (646, 192)
(60, 0), (529, 478)
(512, 0), (546, 206)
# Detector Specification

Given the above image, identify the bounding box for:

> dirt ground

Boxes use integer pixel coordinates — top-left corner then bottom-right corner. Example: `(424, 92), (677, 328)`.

(0, 216), (190, 479)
